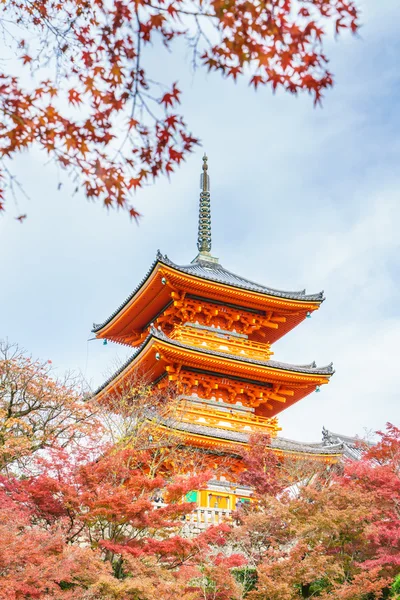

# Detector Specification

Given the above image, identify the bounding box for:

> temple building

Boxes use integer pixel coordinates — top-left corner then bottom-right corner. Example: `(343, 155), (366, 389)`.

(92, 155), (349, 518)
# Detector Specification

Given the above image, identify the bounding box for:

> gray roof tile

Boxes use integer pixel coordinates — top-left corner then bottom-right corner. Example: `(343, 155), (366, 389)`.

(161, 253), (324, 302)
(322, 427), (373, 461)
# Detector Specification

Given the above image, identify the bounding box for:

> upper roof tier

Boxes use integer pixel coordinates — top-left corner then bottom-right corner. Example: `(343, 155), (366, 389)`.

(93, 251), (325, 346)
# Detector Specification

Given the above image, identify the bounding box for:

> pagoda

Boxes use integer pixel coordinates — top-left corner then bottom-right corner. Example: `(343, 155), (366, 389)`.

(93, 155), (339, 514)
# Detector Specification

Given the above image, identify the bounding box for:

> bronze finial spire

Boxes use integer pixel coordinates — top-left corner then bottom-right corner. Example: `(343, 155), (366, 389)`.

(192, 154), (218, 264)
(197, 153), (211, 254)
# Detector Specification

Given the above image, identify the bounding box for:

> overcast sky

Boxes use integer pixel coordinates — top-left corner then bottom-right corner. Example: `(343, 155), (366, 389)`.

(1, 0), (399, 442)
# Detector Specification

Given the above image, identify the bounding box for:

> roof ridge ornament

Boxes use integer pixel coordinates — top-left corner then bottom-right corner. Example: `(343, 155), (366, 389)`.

(192, 153), (219, 265)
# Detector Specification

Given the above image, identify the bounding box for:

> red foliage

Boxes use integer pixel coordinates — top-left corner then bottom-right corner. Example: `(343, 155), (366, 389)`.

(342, 423), (400, 570)
(0, 0), (359, 219)
(4, 344), (399, 598)
(239, 434), (285, 497)
(0, 441), (241, 597)
(0, 487), (107, 600)
(236, 425), (400, 599)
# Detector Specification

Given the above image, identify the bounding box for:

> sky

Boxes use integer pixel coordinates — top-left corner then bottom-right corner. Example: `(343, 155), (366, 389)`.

(1, 0), (399, 442)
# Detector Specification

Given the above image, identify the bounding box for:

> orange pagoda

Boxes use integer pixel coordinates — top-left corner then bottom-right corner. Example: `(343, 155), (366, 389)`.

(92, 155), (340, 517)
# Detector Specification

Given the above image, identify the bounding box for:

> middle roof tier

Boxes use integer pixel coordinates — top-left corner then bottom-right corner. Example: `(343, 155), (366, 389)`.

(94, 326), (333, 419)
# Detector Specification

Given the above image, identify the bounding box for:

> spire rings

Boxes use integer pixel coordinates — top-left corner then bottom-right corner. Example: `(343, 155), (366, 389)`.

(197, 154), (212, 253)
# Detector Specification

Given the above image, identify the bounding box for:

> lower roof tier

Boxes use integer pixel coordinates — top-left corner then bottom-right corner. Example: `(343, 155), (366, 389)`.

(94, 327), (333, 418)
(146, 413), (367, 462)
(150, 413), (344, 462)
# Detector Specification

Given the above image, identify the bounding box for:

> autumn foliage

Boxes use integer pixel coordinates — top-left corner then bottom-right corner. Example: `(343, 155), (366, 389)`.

(231, 432), (400, 599)
(0, 0), (359, 220)
(1, 342), (399, 599)
(0, 342), (244, 598)
(0, 341), (99, 471)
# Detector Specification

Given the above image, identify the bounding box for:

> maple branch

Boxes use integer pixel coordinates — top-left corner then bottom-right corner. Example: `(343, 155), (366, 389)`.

(113, 7), (142, 160)
(0, 0), (359, 218)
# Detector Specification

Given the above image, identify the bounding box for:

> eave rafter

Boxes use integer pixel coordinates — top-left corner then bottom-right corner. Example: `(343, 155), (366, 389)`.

(161, 266), (321, 313)
(154, 337), (331, 385)
(162, 366), (299, 412)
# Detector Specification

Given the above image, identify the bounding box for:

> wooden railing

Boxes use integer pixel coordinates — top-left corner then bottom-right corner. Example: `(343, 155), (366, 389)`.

(186, 507), (231, 529)
(171, 325), (273, 360)
(175, 403), (278, 435)
(153, 502), (232, 529)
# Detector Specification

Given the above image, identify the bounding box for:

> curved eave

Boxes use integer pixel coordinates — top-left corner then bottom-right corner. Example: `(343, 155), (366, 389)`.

(152, 421), (342, 462)
(94, 330), (333, 417)
(92, 253), (325, 345)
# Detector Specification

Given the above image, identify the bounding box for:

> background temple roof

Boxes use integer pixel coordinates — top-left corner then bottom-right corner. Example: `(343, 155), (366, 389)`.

(322, 427), (374, 461)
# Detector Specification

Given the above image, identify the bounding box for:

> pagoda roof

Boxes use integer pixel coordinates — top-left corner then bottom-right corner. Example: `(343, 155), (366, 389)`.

(149, 412), (370, 461)
(322, 428), (373, 461)
(94, 326), (333, 414)
(151, 413), (343, 458)
(92, 252), (325, 343)
(159, 254), (324, 303)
